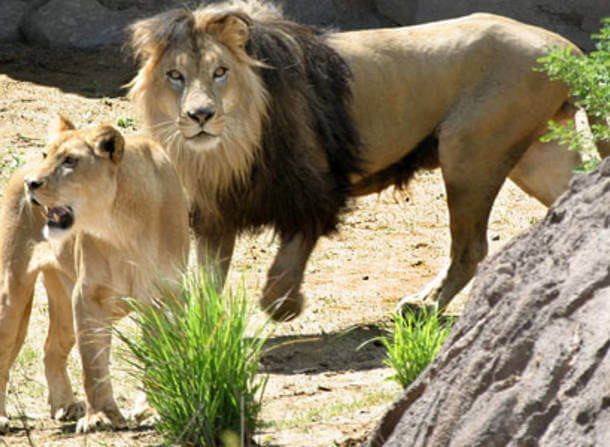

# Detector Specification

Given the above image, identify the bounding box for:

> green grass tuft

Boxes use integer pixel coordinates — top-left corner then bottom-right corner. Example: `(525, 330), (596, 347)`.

(378, 308), (453, 388)
(117, 269), (272, 446)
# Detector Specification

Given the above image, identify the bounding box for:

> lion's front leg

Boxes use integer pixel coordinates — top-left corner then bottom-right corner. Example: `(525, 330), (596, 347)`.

(261, 233), (318, 321)
(191, 213), (236, 289)
(73, 284), (125, 433)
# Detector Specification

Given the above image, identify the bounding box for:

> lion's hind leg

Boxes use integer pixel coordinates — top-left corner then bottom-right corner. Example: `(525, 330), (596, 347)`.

(397, 121), (538, 312)
(0, 166), (44, 434)
(0, 276), (36, 434)
(509, 110), (583, 207)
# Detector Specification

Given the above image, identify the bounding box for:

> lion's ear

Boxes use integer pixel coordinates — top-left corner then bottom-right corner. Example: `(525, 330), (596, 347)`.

(92, 125), (125, 165)
(48, 115), (76, 141)
(205, 12), (252, 53)
(129, 8), (194, 62)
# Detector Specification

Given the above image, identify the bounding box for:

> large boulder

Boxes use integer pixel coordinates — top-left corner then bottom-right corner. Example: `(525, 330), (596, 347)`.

(0, 0), (30, 42)
(11, 0), (609, 49)
(20, 0), (141, 48)
(369, 158), (610, 446)
(410, 0), (609, 52)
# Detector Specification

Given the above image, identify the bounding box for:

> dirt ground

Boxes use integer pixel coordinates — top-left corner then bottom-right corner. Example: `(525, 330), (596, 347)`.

(0, 42), (547, 447)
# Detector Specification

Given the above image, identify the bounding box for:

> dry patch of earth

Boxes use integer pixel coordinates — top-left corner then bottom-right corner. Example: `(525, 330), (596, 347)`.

(0, 42), (546, 446)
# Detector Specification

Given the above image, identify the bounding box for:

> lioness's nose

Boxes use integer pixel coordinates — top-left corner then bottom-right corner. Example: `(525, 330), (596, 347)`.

(187, 107), (215, 124)
(24, 177), (44, 191)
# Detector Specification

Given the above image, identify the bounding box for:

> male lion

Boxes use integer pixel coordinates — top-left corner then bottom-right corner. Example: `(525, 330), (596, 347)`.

(128, 0), (607, 321)
(0, 117), (189, 434)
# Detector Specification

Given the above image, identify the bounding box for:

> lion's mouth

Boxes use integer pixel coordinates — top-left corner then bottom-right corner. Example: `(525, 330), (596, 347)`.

(181, 125), (220, 140)
(190, 129), (218, 139)
(45, 206), (74, 230)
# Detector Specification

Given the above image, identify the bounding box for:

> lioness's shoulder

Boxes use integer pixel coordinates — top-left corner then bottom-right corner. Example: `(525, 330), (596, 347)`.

(121, 134), (180, 182)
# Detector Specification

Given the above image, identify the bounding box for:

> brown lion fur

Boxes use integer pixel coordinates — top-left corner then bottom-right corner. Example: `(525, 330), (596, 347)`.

(128, 0), (601, 320)
(128, 1), (369, 240)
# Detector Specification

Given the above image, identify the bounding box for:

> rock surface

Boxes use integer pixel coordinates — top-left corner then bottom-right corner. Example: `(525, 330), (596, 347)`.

(412, 0), (610, 52)
(369, 158), (610, 446)
(0, 0), (30, 42)
(20, 0), (141, 48)
(5, 0), (610, 49)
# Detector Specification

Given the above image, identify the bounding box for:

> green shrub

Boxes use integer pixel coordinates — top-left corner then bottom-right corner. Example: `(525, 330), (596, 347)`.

(377, 308), (453, 389)
(537, 18), (610, 172)
(117, 269), (272, 446)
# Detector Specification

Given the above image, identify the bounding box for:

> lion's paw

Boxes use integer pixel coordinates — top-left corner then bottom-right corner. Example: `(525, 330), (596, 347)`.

(75, 409), (125, 434)
(130, 404), (158, 425)
(261, 292), (305, 322)
(0, 416), (9, 435)
(129, 393), (158, 425)
(54, 401), (86, 422)
(395, 294), (438, 317)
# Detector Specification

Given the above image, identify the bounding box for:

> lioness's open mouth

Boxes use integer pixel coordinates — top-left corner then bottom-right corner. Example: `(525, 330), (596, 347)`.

(45, 206), (74, 230)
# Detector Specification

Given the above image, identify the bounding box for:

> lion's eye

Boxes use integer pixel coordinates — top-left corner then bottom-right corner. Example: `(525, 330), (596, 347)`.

(166, 70), (184, 83)
(63, 156), (76, 166)
(213, 66), (228, 79)
(42, 152), (47, 159)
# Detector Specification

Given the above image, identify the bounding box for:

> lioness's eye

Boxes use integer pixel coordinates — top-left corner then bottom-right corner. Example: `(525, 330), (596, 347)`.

(166, 70), (184, 83)
(42, 152), (47, 159)
(63, 156), (76, 166)
(213, 66), (228, 79)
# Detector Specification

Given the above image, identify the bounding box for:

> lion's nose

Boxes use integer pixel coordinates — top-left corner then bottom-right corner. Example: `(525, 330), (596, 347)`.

(24, 177), (44, 191)
(187, 107), (215, 124)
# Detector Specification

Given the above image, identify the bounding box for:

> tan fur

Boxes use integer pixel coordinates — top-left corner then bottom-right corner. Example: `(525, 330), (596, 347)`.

(129, 7), (268, 217)
(129, 1), (605, 320)
(0, 118), (189, 434)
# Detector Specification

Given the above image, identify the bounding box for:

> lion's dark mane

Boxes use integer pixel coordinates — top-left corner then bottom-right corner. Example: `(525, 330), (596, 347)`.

(199, 13), (436, 242)
(205, 17), (362, 240)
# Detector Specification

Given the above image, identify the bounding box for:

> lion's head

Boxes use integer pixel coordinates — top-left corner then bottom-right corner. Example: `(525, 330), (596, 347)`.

(25, 116), (125, 240)
(128, 1), (360, 242)
(128, 2), (277, 208)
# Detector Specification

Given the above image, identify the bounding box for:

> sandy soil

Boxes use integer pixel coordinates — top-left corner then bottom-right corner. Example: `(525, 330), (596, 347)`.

(0, 41), (547, 446)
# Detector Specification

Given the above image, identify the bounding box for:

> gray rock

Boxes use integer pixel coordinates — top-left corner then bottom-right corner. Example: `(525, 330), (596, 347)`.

(0, 0), (29, 42)
(374, 0), (416, 25)
(414, 0), (610, 52)
(20, 0), (141, 48)
(369, 157), (610, 446)
(280, 0), (388, 30)
(13, 0), (609, 50)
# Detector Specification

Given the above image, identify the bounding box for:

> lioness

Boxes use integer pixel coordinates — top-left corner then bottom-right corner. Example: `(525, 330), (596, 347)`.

(0, 117), (189, 433)
(128, 0), (607, 320)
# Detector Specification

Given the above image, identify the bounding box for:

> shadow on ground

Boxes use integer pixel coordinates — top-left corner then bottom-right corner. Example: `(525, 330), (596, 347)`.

(0, 42), (134, 98)
(261, 324), (391, 375)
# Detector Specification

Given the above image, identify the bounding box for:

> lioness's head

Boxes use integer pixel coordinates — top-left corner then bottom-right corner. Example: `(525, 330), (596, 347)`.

(128, 2), (271, 194)
(25, 116), (124, 239)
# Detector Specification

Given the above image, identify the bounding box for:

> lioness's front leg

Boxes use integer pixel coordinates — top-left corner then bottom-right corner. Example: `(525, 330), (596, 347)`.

(42, 269), (84, 422)
(261, 233), (318, 321)
(73, 284), (125, 433)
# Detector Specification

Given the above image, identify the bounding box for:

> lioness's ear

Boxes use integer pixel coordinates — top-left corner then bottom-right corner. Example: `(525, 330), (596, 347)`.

(205, 12), (252, 53)
(92, 125), (125, 165)
(48, 115), (76, 141)
(57, 115), (75, 132)
(129, 8), (194, 62)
